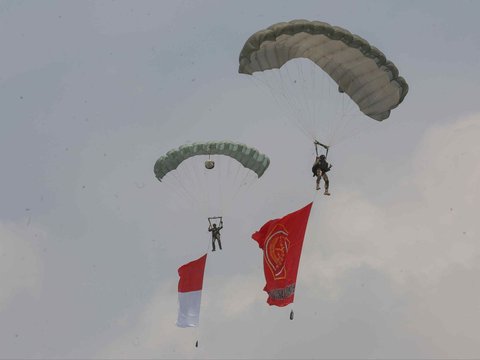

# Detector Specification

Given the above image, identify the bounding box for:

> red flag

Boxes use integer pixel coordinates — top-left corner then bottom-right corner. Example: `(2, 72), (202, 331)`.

(252, 202), (312, 306)
(177, 254), (207, 327)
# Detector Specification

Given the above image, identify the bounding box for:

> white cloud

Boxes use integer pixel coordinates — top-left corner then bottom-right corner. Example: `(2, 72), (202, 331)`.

(298, 113), (480, 356)
(97, 271), (265, 359)
(0, 222), (44, 311)
(96, 113), (480, 358)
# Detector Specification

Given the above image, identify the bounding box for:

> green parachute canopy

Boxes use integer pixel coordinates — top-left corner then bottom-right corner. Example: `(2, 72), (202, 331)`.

(239, 19), (408, 121)
(154, 141), (270, 181)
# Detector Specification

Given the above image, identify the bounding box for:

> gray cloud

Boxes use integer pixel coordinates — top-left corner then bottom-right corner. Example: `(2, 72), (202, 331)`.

(2, 1), (480, 358)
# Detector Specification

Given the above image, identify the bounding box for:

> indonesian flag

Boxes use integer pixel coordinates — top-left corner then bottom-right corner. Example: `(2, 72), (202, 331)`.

(176, 254), (207, 328)
(252, 202), (312, 307)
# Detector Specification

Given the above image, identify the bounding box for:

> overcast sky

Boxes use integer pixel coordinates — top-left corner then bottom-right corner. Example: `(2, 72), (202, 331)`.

(2, 1), (480, 359)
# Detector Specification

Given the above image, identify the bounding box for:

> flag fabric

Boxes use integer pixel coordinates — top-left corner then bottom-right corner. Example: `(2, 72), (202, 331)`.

(176, 254), (207, 327)
(252, 202), (312, 307)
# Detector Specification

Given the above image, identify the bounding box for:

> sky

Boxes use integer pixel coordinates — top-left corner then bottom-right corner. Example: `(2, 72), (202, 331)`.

(1, 0), (480, 358)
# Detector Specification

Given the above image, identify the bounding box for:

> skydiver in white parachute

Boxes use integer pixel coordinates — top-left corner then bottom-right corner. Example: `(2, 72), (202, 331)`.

(312, 142), (332, 195)
(312, 155), (332, 195)
(208, 218), (223, 251)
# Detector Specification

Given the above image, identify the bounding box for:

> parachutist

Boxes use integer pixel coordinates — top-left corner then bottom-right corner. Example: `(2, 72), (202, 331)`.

(290, 310), (294, 320)
(208, 217), (223, 251)
(312, 155), (332, 195)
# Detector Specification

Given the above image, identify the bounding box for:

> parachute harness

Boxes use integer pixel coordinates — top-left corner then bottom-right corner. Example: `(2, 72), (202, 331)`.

(314, 140), (329, 159)
(207, 216), (223, 227)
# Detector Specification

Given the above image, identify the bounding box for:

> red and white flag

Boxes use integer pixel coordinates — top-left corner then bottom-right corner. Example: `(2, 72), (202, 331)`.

(252, 202), (312, 307)
(176, 254), (207, 328)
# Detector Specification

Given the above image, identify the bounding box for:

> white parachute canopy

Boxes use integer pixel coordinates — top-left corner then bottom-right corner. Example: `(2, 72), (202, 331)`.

(154, 141), (270, 218)
(239, 19), (409, 147)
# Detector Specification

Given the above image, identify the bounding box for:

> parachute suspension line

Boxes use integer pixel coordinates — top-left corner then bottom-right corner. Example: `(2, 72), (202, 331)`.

(312, 61), (327, 140)
(308, 59), (319, 140)
(330, 54), (361, 144)
(308, 60), (322, 139)
(330, 102), (354, 146)
(228, 161), (242, 211)
(316, 63), (332, 141)
(328, 87), (356, 145)
(220, 155), (246, 215)
(324, 62), (375, 147)
(186, 155), (210, 217)
(160, 174), (192, 210)
(324, 68), (340, 145)
(305, 58), (322, 142)
(204, 215), (213, 253)
(283, 63), (315, 138)
(237, 170), (258, 207)
(168, 169), (199, 209)
(314, 140), (330, 159)
(178, 158), (201, 212)
(317, 61), (340, 146)
(253, 71), (312, 140)
(179, 163), (205, 213)
(219, 153), (233, 214)
(254, 58), (367, 148)
(310, 60), (322, 141)
(203, 145), (215, 216)
(330, 101), (375, 147)
(217, 154), (226, 215)
(275, 69), (313, 140)
(217, 154), (257, 217)
(224, 170), (255, 216)
(226, 160), (249, 211)
(317, 55), (354, 145)
(182, 157), (207, 210)
(289, 61), (309, 135)
(264, 67), (309, 138)
(287, 62), (309, 133)
(161, 160), (197, 207)
(215, 154), (222, 215)
(346, 91), (378, 140)
(216, 156), (243, 216)
(198, 155), (214, 217)
(297, 60), (317, 137)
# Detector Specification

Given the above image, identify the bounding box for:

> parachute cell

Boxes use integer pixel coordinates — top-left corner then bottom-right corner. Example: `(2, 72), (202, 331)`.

(154, 141), (270, 181)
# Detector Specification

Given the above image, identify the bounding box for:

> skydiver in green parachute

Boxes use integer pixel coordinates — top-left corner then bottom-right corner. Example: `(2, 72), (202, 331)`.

(208, 217), (223, 251)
